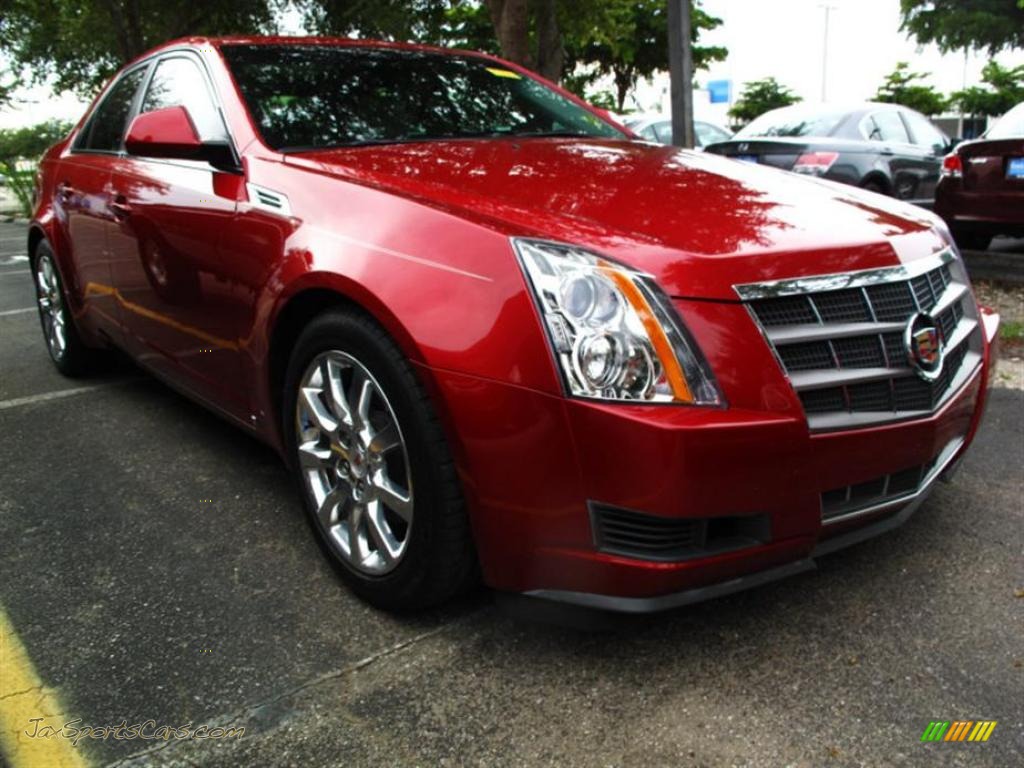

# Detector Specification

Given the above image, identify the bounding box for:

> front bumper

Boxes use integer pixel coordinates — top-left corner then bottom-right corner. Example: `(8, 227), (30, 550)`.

(419, 302), (1000, 614)
(528, 431), (960, 613)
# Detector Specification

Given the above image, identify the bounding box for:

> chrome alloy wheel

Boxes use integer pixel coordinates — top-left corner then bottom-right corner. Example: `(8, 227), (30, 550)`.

(295, 351), (414, 575)
(35, 253), (67, 361)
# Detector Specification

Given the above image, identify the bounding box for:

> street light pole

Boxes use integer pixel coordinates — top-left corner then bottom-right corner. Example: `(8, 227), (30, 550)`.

(668, 0), (695, 148)
(820, 3), (837, 102)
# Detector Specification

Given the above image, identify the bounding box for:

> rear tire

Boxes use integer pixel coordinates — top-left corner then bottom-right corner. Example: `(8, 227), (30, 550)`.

(860, 178), (889, 195)
(31, 239), (99, 377)
(282, 308), (476, 611)
(952, 230), (993, 252)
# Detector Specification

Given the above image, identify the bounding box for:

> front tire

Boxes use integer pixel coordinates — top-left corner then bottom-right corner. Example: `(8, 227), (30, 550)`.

(32, 240), (97, 376)
(283, 308), (476, 610)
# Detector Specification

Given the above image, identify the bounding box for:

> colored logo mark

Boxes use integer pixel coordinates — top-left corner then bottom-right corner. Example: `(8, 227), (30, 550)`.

(921, 720), (997, 742)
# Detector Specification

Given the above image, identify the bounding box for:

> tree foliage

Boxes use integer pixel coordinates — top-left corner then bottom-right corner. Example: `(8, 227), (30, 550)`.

(564, 0), (725, 112)
(899, 0), (1024, 53)
(0, 0), (277, 97)
(0, 120), (73, 217)
(874, 62), (948, 115)
(728, 78), (801, 127)
(298, 1), (724, 109)
(950, 61), (1024, 116)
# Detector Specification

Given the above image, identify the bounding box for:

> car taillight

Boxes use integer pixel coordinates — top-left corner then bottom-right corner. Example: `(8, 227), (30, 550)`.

(941, 153), (962, 178)
(792, 151), (839, 176)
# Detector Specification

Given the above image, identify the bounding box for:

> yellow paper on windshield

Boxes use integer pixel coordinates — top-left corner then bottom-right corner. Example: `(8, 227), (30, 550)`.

(486, 67), (522, 80)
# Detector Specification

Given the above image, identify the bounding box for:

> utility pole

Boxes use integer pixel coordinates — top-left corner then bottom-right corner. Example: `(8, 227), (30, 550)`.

(667, 0), (695, 148)
(819, 3), (837, 102)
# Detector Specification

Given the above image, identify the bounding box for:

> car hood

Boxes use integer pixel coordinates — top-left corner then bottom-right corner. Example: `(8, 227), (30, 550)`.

(284, 138), (948, 299)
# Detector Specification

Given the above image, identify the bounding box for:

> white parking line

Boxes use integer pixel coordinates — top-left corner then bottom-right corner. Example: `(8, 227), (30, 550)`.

(0, 307), (35, 316)
(0, 382), (134, 411)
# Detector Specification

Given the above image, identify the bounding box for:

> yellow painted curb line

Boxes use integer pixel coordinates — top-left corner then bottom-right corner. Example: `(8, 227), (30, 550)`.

(0, 608), (89, 768)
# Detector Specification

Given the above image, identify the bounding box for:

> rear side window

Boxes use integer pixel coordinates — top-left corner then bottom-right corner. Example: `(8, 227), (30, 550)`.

(141, 57), (227, 142)
(865, 111), (910, 144)
(902, 110), (947, 151)
(637, 124), (657, 141)
(695, 122), (730, 146)
(77, 68), (146, 152)
(653, 121), (673, 143)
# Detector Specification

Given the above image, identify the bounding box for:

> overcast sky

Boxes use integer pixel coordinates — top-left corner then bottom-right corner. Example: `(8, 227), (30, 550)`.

(1, 0), (1022, 129)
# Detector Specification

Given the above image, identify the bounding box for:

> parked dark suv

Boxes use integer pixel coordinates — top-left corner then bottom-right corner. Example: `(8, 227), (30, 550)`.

(706, 102), (953, 207)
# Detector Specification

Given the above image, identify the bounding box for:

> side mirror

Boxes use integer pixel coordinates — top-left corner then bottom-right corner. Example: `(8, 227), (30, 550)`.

(125, 106), (239, 172)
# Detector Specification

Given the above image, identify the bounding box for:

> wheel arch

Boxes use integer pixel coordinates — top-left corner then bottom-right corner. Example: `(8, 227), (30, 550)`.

(263, 277), (431, 448)
(27, 224), (46, 261)
(860, 170), (892, 194)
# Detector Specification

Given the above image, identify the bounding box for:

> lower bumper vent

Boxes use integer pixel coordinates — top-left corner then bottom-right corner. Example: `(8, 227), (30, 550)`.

(590, 504), (770, 562)
(820, 439), (960, 523)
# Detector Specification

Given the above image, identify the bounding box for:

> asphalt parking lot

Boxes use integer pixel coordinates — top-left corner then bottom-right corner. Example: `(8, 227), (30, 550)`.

(0, 220), (1021, 767)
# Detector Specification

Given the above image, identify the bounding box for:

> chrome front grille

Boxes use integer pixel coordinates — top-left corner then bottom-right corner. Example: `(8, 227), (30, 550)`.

(736, 248), (983, 431)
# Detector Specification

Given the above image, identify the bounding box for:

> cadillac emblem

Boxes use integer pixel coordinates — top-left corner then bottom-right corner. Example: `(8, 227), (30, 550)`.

(904, 312), (944, 381)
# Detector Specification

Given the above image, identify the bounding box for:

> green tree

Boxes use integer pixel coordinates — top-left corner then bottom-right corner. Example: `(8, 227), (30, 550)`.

(0, 0), (277, 97)
(293, 0), (462, 47)
(565, 0), (726, 112)
(0, 120), (73, 217)
(950, 60), (1024, 116)
(301, 0), (726, 106)
(899, 0), (1024, 54)
(728, 78), (801, 128)
(874, 62), (947, 115)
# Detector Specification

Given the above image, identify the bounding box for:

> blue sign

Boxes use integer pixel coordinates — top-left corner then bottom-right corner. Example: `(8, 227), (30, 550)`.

(707, 80), (731, 104)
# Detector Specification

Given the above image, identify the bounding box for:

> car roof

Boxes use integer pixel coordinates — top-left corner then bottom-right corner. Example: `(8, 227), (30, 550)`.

(129, 35), (498, 69)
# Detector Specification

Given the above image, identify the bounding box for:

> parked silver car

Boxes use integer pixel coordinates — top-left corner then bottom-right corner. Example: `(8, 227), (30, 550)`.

(624, 115), (732, 149)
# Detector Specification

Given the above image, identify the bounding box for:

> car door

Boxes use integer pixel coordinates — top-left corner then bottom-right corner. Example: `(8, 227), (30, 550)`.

(863, 109), (926, 201)
(900, 109), (948, 203)
(106, 53), (248, 421)
(54, 66), (149, 340)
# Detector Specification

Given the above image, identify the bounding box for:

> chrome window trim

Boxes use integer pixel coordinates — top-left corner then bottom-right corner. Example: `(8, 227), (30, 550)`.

(733, 247), (957, 301)
(70, 45), (239, 167)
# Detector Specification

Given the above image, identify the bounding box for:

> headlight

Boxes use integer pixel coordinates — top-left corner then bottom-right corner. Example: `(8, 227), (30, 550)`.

(514, 238), (723, 405)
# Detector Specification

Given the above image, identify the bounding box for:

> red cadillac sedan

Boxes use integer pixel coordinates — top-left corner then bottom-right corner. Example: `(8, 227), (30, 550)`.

(30, 37), (1000, 612)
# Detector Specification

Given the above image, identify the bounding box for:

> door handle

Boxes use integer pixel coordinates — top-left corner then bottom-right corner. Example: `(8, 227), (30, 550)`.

(110, 195), (132, 220)
(57, 182), (76, 203)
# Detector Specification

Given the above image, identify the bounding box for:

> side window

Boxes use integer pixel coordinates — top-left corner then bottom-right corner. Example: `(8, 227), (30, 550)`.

(902, 110), (947, 152)
(865, 111), (910, 144)
(695, 122), (728, 147)
(653, 121), (674, 144)
(77, 68), (146, 152)
(141, 57), (226, 142)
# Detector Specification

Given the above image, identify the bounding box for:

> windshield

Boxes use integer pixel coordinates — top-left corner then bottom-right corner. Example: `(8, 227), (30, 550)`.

(736, 105), (847, 138)
(221, 44), (625, 151)
(986, 102), (1024, 140)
